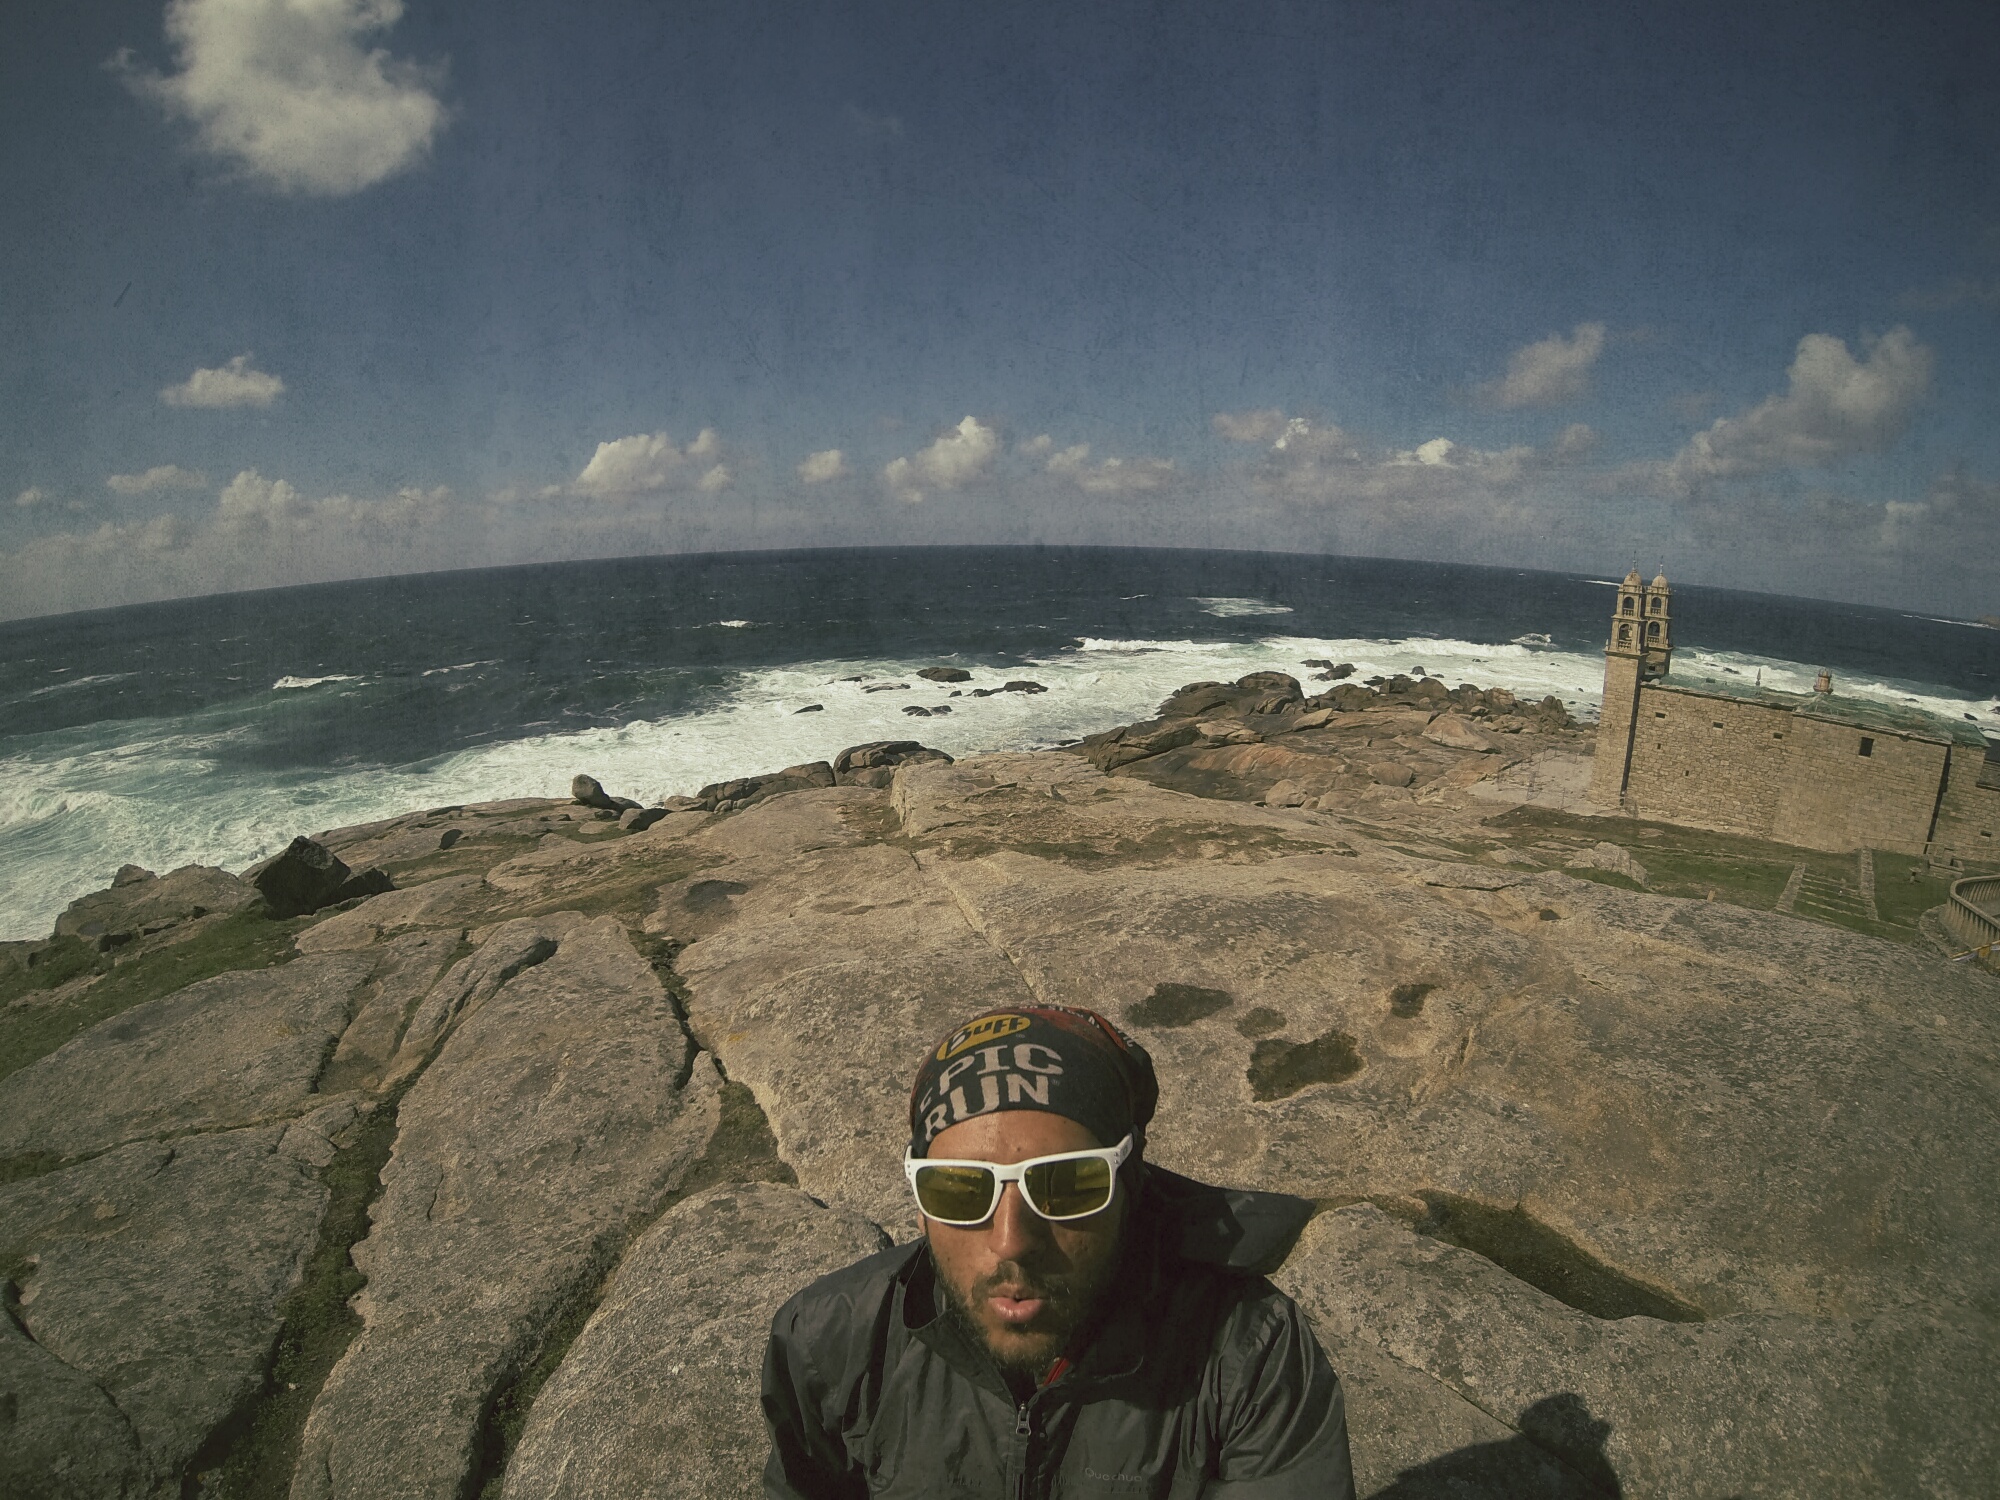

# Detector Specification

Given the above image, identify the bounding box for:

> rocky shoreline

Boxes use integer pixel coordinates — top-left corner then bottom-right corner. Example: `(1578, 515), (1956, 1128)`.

(3, 669), (1997, 1499)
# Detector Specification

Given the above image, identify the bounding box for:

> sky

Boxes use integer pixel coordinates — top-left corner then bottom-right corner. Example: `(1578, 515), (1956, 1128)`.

(4, 0), (1998, 622)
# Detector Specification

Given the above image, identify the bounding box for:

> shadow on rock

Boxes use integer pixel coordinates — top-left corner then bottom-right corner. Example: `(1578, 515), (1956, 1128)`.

(1369, 1395), (1622, 1499)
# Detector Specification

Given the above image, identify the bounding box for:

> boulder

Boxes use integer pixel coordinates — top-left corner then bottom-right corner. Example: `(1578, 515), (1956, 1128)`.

(1234, 671), (1303, 701)
(1565, 841), (1649, 885)
(618, 806), (668, 832)
(500, 1184), (890, 1500)
(0, 949), (378, 1161)
(293, 917), (722, 1500)
(1324, 682), (1378, 712)
(916, 666), (971, 682)
(902, 704), (932, 716)
(1263, 779), (1310, 808)
(252, 836), (355, 918)
(333, 865), (396, 902)
(1069, 717), (1200, 772)
(570, 774), (641, 813)
(1157, 682), (1239, 719)
(694, 761), (837, 813)
(1198, 720), (1264, 746)
(1368, 762), (1416, 788)
(0, 1122), (337, 1489)
(832, 742), (951, 788)
(1422, 712), (1495, 752)
(792, 703), (823, 713)
(54, 862), (261, 947)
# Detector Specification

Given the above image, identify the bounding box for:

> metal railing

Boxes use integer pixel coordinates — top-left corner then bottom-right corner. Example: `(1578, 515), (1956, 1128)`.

(1943, 874), (2000, 963)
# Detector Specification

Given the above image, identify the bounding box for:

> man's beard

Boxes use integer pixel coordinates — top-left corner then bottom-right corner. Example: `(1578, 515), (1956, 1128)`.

(937, 1255), (1111, 1379)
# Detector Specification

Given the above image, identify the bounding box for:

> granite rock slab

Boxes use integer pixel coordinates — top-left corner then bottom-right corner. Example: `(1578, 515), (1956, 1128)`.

(501, 1182), (890, 1500)
(0, 1123), (334, 1491)
(0, 950), (378, 1161)
(291, 915), (721, 1500)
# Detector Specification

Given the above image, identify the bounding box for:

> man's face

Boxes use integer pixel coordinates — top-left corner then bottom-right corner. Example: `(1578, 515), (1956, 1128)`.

(922, 1109), (1128, 1380)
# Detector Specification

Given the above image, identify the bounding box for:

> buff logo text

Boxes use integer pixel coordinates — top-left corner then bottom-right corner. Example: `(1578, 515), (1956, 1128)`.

(919, 1042), (1065, 1138)
(935, 1013), (1032, 1061)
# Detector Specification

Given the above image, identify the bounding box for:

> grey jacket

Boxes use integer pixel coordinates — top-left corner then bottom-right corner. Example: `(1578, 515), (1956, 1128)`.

(760, 1166), (1355, 1499)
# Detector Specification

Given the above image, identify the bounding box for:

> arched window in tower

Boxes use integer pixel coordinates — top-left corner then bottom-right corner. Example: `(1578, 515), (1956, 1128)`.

(1648, 621), (1660, 639)
(1617, 623), (1632, 644)
(1649, 596), (1662, 613)
(1622, 597), (1636, 614)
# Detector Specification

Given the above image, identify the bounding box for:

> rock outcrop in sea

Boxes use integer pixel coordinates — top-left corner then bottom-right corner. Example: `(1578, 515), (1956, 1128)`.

(2, 670), (1995, 1498)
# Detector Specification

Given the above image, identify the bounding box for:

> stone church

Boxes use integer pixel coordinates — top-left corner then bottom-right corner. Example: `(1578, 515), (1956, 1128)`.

(1591, 571), (1999, 862)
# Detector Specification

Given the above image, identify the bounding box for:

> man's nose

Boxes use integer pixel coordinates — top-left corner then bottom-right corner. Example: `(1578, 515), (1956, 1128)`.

(987, 1182), (1049, 1259)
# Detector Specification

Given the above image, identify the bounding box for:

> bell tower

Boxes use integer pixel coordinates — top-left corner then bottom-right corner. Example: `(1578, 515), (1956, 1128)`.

(1590, 569), (1672, 808)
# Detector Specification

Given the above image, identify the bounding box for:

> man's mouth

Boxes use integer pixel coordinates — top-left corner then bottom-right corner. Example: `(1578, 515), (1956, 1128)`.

(988, 1291), (1047, 1324)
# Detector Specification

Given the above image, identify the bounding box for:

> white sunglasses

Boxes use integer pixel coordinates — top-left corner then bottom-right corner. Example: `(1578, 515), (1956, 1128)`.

(905, 1134), (1134, 1226)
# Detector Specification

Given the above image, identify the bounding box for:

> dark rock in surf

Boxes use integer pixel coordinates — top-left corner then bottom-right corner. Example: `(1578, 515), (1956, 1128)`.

(572, 774), (641, 812)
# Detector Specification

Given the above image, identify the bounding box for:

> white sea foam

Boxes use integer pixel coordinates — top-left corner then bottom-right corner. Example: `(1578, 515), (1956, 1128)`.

(24, 672), (138, 698)
(2, 632), (1990, 942)
(272, 674), (362, 691)
(421, 660), (499, 677)
(1192, 597), (1294, 617)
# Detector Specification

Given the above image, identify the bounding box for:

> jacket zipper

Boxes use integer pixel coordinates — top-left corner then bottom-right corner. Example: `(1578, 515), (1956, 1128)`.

(1015, 1401), (1032, 1500)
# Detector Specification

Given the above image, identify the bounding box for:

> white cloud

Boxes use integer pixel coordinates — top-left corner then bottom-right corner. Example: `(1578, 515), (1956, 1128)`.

(697, 464), (733, 494)
(217, 467), (305, 528)
(1661, 326), (1932, 492)
(1045, 442), (1176, 495)
(13, 487), (46, 508)
(160, 354), (285, 409)
(572, 431), (725, 498)
(884, 416), (999, 503)
(797, 448), (848, 484)
(107, 464), (208, 495)
(2, 470), (468, 618)
(1876, 468), (2000, 552)
(1478, 322), (1606, 409)
(1212, 409), (1290, 443)
(1551, 423), (1597, 461)
(1021, 434), (1055, 456)
(119, 0), (447, 196)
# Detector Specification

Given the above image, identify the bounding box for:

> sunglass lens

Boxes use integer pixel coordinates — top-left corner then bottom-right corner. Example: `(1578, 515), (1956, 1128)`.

(914, 1164), (996, 1223)
(1023, 1155), (1113, 1219)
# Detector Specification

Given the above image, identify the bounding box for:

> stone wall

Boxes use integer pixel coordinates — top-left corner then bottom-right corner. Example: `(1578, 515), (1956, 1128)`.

(1619, 688), (1792, 840)
(1613, 683), (1964, 858)
(1932, 753), (2000, 864)
(1769, 714), (1951, 856)
(1589, 654), (1643, 807)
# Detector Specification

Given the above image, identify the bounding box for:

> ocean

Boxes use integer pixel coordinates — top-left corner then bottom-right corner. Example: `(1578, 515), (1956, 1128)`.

(3, 546), (1995, 943)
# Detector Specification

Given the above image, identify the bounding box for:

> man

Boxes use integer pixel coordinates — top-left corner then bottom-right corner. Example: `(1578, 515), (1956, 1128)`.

(761, 1004), (1355, 1498)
